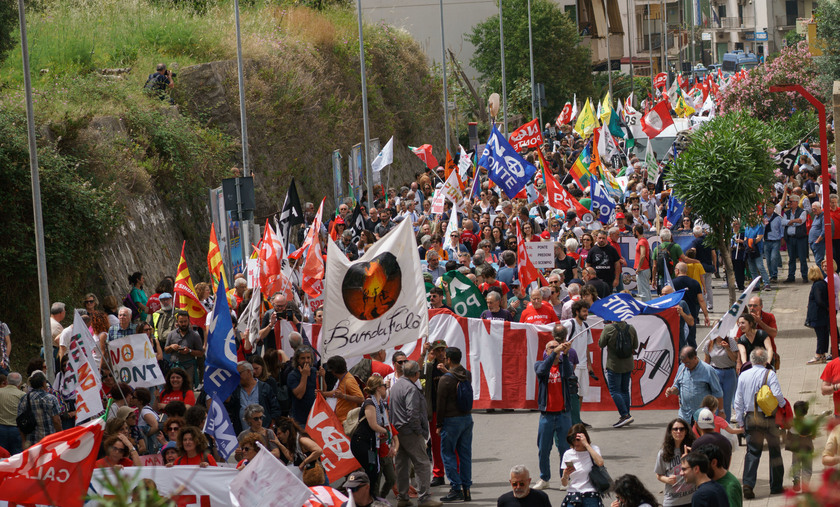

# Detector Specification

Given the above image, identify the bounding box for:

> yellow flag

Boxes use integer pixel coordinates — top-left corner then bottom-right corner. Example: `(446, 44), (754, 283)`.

(574, 98), (597, 138)
(600, 91), (612, 126)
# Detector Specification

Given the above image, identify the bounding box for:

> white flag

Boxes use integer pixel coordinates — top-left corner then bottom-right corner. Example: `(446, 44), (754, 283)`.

(66, 310), (103, 423)
(371, 135), (394, 173)
(442, 202), (460, 252)
(322, 219), (429, 359)
(229, 442), (312, 507)
(700, 277), (762, 352)
(458, 145), (472, 179)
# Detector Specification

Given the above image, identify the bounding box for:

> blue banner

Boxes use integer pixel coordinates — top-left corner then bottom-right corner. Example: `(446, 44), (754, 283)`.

(589, 289), (685, 321)
(203, 279), (240, 402)
(478, 125), (538, 198)
(204, 394), (239, 460)
(590, 181), (616, 224)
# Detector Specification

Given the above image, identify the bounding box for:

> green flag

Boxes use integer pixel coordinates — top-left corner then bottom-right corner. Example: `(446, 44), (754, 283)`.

(441, 270), (488, 318)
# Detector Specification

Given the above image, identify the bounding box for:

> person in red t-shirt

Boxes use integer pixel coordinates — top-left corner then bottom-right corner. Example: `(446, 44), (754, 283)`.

(368, 350), (395, 378)
(169, 427), (217, 467)
(821, 358), (840, 416)
(634, 224), (652, 302)
(478, 265), (509, 297)
(520, 289), (559, 325)
(95, 434), (141, 469)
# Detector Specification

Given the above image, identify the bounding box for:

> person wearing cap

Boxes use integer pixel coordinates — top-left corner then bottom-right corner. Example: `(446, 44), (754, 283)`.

(421, 339), (449, 487)
(161, 440), (179, 465)
(18, 371), (61, 448)
(693, 407), (734, 470)
(341, 470), (390, 507)
(506, 280), (529, 322)
(613, 213), (630, 234)
(152, 292), (177, 351)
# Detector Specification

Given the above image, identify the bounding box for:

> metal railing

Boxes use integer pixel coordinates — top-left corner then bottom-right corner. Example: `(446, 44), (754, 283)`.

(776, 14), (797, 27)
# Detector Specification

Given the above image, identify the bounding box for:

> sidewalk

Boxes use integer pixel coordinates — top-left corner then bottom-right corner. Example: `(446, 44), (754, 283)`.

(713, 266), (832, 506)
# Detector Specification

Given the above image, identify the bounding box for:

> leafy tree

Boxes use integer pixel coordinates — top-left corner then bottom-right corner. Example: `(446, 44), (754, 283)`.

(667, 112), (777, 304)
(718, 41), (827, 121)
(591, 72), (652, 106)
(816, 0), (840, 88)
(0, 0), (16, 67)
(468, 0), (592, 119)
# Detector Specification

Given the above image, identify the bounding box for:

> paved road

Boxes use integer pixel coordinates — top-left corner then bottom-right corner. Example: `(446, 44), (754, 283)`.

(393, 269), (831, 507)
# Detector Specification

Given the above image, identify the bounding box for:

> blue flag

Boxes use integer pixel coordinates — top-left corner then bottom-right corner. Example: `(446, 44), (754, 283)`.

(203, 279), (240, 402)
(478, 125), (538, 198)
(204, 394), (239, 460)
(589, 289), (685, 321)
(590, 181), (616, 224)
(666, 193), (685, 229)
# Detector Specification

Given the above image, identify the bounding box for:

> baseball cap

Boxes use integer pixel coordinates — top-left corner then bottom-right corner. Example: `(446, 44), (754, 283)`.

(161, 441), (178, 453)
(696, 408), (715, 430)
(159, 292), (172, 300)
(345, 470), (371, 488)
(615, 212), (625, 219)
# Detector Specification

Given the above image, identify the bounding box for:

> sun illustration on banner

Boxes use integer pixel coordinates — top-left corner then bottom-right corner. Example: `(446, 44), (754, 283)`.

(342, 252), (402, 320)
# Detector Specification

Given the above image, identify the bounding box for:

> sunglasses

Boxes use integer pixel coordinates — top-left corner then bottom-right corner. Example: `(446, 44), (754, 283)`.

(101, 373), (113, 379)
(84, 300), (95, 304)
(672, 426), (687, 432)
(396, 360), (408, 365)
(168, 426), (180, 432)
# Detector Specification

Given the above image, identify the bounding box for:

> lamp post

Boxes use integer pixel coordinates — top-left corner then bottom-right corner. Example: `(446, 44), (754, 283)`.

(770, 84), (838, 356)
(356, 0), (373, 203)
(17, 0), (53, 381)
(499, 0), (508, 136)
(233, 0), (251, 260)
(440, 0), (451, 155)
(527, 0), (536, 120)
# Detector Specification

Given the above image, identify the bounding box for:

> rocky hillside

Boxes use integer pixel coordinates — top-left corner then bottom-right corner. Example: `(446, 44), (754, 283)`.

(0, 0), (446, 365)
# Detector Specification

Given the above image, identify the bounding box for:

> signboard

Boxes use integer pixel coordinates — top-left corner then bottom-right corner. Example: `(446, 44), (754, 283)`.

(525, 241), (555, 269)
(701, 32), (711, 41)
(107, 334), (165, 388)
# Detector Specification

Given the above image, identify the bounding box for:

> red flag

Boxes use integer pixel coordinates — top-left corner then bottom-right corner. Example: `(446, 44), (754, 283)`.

(556, 102), (572, 126)
(509, 118), (543, 151)
(174, 241), (208, 328)
(0, 419), (104, 507)
(640, 100), (675, 139)
(301, 198), (326, 298)
(544, 166), (591, 218)
(305, 393), (361, 482)
(259, 219), (294, 301)
(410, 144), (439, 170)
(516, 221), (547, 290)
(653, 72), (668, 90)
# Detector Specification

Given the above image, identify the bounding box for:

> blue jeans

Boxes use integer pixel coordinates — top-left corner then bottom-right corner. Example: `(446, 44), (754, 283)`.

(440, 415), (473, 490)
(605, 369), (632, 418)
(786, 236), (809, 280)
(537, 411), (571, 481)
(811, 240), (826, 270)
(764, 239), (781, 278)
(746, 254), (770, 286)
(713, 366), (737, 421)
(0, 424), (22, 455)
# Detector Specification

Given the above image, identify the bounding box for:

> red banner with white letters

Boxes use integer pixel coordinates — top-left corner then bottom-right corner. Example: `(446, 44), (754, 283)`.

(305, 393), (361, 482)
(0, 419), (103, 507)
(510, 119), (543, 151)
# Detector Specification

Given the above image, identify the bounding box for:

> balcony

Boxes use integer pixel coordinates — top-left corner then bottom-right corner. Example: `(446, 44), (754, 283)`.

(711, 16), (741, 29)
(583, 33), (626, 66)
(776, 15), (797, 27)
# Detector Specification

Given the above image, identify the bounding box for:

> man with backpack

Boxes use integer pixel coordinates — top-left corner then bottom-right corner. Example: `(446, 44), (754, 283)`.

(17, 371), (61, 449)
(144, 63), (176, 103)
(436, 347), (473, 503)
(652, 228), (698, 292)
(599, 318), (639, 428)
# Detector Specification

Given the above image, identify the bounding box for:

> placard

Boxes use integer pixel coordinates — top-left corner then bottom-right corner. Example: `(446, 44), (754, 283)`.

(525, 241), (555, 269)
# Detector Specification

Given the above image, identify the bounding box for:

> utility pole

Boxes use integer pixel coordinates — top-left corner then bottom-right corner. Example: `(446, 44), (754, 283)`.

(17, 0), (54, 381)
(356, 0), (373, 204)
(627, 0), (635, 101)
(440, 0), (451, 155)
(604, 0), (613, 98)
(233, 0), (251, 260)
(648, 4), (654, 90)
(528, 0), (536, 120)
(499, 0), (508, 136)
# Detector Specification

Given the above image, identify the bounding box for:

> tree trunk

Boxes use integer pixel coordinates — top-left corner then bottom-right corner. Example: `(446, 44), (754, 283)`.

(717, 235), (737, 306)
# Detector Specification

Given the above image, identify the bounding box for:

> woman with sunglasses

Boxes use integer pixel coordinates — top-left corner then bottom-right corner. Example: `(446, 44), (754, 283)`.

(96, 434), (142, 469)
(156, 416), (185, 448)
(578, 234), (594, 265)
(236, 432), (262, 470)
(236, 404), (282, 460)
(135, 322), (164, 362)
(654, 418), (696, 506)
(351, 375), (397, 496)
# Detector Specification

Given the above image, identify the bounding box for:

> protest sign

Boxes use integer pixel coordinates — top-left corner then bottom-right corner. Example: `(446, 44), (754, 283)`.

(107, 334), (165, 388)
(229, 442), (311, 507)
(524, 242), (555, 269)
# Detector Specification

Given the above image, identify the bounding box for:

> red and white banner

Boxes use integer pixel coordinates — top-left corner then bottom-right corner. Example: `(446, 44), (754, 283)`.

(653, 72), (668, 90)
(556, 103), (573, 126)
(430, 169), (463, 215)
(303, 486), (348, 507)
(304, 309), (680, 411)
(0, 420), (104, 507)
(305, 393), (361, 482)
(510, 119), (543, 151)
(641, 100), (675, 139)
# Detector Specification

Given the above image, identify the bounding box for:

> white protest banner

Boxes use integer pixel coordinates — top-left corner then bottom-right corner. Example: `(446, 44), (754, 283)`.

(107, 334), (164, 388)
(89, 466), (239, 506)
(322, 219), (428, 359)
(65, 311), (103, 423)
(525, 241), (555, 269)
(246, 257), (259, 289)
(229, 442), (312, 507)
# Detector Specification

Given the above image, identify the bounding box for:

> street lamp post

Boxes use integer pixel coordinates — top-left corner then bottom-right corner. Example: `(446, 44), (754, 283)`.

(356, 0), (374, 203)
(440, 0), (452, 155)
(499, 0), (508, 136)
(233, 0), (251, 260)
(527, 0), (536, 120)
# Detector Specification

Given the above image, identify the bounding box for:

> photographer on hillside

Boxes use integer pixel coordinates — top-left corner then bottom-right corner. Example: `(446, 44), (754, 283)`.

(144, 63), (176, 103)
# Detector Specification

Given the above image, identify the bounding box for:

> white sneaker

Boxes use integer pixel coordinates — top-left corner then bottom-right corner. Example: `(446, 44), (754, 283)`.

(533, 479), (549, 490)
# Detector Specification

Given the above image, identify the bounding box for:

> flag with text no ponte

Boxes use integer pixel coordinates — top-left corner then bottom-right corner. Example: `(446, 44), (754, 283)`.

(478, 125), (538, 199)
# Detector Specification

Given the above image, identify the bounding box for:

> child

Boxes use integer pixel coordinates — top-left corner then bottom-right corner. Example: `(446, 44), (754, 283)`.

(786, 401), (816, 492)
(692, 395), (744, 438)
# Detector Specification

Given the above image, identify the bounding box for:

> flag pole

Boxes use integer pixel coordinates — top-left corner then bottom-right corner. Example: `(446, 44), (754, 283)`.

(439, 0), (451, 155)
(356, 0), (374, 207)
(233, 0), (251, 262)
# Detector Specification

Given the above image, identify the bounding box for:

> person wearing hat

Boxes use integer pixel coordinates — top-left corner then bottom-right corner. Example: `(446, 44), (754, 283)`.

(562, 210), (578, 235)
(161, 440), (179, 465)
(693, 407), (733, 471)
(152, 292), (177, 353)
(421, 339), (449, 487)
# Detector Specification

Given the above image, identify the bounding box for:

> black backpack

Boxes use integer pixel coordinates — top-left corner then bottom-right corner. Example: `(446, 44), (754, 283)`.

(17, 392), (36, 435)
(656, 242), (677, 279)
(613, 323), (634, 359)
(446, 373), (473, 413)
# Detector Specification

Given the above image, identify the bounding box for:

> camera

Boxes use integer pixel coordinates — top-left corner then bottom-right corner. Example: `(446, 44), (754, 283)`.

(167, 70), (177, 78)
(285, 309), (294, 320)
